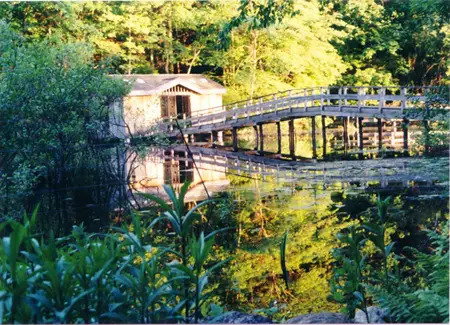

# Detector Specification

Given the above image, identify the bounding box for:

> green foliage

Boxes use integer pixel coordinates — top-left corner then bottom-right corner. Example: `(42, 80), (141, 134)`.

(1, 0), (447, 97)
(139, 182), (231, 323)
(362, 196), (394, 288)
(0, 22), (130, 232)
(330, 195), (449, 323)
(369, 223), (449, 323)
(406, 85), (449, 154)
(329, 226), (370, 321)
(218, 0), (298, 50)
(383, 0), (449, 85)
(0, 185), (229, 323)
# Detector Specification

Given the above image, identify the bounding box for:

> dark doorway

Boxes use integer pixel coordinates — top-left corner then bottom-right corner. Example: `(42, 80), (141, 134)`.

(161, 95), (190, 119)
(176, 96), (190, 118)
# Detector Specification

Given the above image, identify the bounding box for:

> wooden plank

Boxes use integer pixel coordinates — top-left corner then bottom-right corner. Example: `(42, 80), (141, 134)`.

(343, 117), (349, 154)
(377, 118), (383, 150)
(232, 127), (238, 152)
(253, 125), (258, 151)
(403, 118), (409, 156)
(311, 116), (317, 159)
(358, 117), (364, 159)
(211, 130), (218, 148)
(289, 119), (296, 160)
(258, 123), (264, 155)
(277, 121), (282, 154)
(322, 115), (327, 158)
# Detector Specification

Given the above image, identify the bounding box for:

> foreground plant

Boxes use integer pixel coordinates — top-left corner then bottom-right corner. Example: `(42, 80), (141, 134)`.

(280, 231), (289, 290)
(330, 196), (449, 323)
(0, 183), (229, 323)
(369, 222), (449, 323)
(140, 182), (231, 323)
(329, 226), (370, 322)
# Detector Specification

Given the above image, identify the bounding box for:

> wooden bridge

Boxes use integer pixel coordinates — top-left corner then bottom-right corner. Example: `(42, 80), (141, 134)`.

(153, 86), (447, 158)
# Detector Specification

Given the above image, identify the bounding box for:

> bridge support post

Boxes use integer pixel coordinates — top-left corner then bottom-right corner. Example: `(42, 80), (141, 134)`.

(258, 123), (264, 155)
(343, 117), (349, 155)
(391, 121), (397, 149)
(311, 117), (317, 159)
(358, 117), (364, 159)
(211, 130), (218, 148)
(276, 121), (282, 154)
(253, 125), (259, 151)
(403, 118), (409, 157)
(377, 118), (383, 151)
(321, 115), (327, 158)
(232, 127), (238, 152)
(289, 119), (296, 160)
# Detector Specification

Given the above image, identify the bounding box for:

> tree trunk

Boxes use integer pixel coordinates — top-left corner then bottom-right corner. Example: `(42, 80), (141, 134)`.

(165, 10), (173, 74)
(187, 48), (202, 74)
(249, 30), (258, 99)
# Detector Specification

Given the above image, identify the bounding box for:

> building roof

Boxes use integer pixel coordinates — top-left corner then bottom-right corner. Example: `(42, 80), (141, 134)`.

(112, 74), (226, 96)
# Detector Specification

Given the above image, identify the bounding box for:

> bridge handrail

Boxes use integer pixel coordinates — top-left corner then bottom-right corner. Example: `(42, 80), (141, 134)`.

(189, 85), (441, 117)
(152, 85), (447, 134)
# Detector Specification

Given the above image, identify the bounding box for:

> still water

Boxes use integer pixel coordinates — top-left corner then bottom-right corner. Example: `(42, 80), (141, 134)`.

(129, 119), (448, 320)
(208, 167), (448, 320)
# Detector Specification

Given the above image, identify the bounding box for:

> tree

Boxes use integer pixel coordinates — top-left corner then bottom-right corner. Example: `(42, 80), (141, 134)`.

(383, 0), (449, 85)
(219, 0), (299, 99)
(0, 22), (129, 234)
(320, 0), (403, 86)
(218, 0), (346, 102)
(321, 0), (449, 86)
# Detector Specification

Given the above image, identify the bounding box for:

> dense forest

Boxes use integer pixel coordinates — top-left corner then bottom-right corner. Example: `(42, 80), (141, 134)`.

(0, 0), (448, 103)
(0, 1), (448, 324)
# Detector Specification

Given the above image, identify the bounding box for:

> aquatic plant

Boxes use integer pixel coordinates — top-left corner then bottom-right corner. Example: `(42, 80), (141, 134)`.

(280, 231), (289, 289)
(369, 222), (449, 323)
(329, 226), (370, 322)
(139, 182), (231, 323)
(362, 196), (394, 289)
(330, 195), (449, 323)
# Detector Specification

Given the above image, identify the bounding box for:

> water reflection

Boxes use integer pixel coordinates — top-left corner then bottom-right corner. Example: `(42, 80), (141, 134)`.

(215, 176), (448, 319)
(127, 148), (230, 203)
(128, 145), (448, 320)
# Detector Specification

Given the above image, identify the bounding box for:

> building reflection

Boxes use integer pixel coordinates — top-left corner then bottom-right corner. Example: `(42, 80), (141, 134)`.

(128, 149), (230, 203)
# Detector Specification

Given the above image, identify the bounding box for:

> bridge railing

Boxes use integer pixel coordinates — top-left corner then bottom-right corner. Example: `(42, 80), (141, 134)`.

(154, 86), (444, 134)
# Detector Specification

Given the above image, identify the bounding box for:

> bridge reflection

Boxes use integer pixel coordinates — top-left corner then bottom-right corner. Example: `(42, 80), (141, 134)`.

(125, 146), (447, 205)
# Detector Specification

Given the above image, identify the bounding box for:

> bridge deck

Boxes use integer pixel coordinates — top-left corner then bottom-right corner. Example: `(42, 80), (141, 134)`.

(152, 86), (448, 136)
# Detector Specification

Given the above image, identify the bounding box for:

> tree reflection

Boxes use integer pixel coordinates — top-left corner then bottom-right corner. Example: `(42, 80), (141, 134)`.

(208, 177), (448, 321)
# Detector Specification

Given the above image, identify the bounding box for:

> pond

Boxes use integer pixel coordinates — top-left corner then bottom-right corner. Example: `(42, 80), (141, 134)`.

(129, 119), (448, 321)
(206, 164), (448, 320)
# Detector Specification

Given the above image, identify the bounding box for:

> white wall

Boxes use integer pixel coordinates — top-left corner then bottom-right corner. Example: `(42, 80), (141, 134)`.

(190, 93), (223, 117)
(111, 91), (224, 138)
(123, 95), (161, 136)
